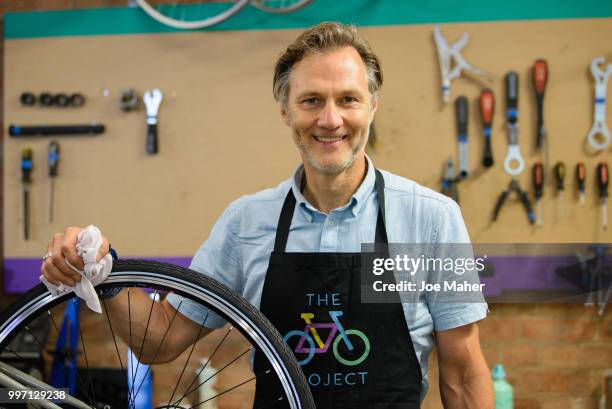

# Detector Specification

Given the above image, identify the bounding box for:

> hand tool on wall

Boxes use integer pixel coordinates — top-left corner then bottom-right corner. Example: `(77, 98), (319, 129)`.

(21, 148), (33, 240)
(20, 92), (36, 106)
(571, 246), (612, 314)
(532, 162), (544, 226)
(532, 59), (548, 153)
(503, 72), (525, 176)
(48, 141), (59, 223)
(120, 89), (139, 112)
(479, 88), (494, 167)
(9, 123), (104, 137)
(441, 158), (459, 203)
(492, 179), (535, 225)
(586, 57), (612, 151)
(575, 251), (595, 307)
(597, 161), (609, 230)
(576, 162), (586, 206)
(26, 92), (85, 108)
(68, 93), (86, 108)
(554, 162), (566, 216)
(492, 72), (533, 225)
(590, 245), (611, 316)
(143, 89), (163, 154)
(455, 96), (469, 178)
(433, 25), (490, 105)
(39, 92), (54, 106)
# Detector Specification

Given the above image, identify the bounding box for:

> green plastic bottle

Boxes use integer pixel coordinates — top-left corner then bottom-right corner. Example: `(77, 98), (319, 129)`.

(492, 364), (513, 409)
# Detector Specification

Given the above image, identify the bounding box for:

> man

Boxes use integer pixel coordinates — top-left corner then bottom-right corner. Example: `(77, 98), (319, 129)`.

(42, 22), (493, 408)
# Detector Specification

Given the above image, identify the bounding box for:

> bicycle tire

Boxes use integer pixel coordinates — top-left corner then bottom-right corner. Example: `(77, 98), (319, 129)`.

(250, 0), (313, 14)
(135, 0), (250, 30)
(0, 259), (314, 409)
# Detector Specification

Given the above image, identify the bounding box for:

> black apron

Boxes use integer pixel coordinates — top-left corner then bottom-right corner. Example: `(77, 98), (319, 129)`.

(253, 170), (422, 409)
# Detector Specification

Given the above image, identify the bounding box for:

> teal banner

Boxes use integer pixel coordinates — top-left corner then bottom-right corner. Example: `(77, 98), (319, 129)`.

(5, 0), (612, 39)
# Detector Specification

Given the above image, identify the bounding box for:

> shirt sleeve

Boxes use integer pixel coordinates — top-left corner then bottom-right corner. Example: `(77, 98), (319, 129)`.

(166, 200), (243, 329)
(426, 199), (489, 332)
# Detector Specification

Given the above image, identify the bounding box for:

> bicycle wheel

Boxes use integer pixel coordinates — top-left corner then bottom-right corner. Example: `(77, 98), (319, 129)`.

(135, 0), (250, 29)
(250, 0), (313, 14)
(0, 260), (314, 409)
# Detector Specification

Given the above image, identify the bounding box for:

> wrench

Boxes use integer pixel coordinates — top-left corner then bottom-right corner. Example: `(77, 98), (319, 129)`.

(503, 72), (525, 176)
(455, 96), (469, 178)
(143, 89), (163, 154)
(586, 57), (612, 151)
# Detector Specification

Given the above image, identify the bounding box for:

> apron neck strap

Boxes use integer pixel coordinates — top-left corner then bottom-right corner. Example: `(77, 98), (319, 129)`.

(273, 169), (388, 252)
(374, 169), (388, 244)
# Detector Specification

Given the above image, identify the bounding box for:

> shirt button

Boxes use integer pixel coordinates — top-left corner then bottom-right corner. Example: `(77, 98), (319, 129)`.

(327, 220), (336, 226)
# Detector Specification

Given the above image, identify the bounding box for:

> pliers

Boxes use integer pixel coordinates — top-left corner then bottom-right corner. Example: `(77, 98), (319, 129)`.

(492, 179), (535, 224)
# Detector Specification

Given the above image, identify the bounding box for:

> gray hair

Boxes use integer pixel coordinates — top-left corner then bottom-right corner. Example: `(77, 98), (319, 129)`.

(273, 22), (383, 108)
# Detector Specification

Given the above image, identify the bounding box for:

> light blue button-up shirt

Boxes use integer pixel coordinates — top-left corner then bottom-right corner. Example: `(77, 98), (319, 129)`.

(167, 156), (488, 400)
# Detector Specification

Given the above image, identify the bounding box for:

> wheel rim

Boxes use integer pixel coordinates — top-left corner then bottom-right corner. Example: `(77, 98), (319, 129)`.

(250, 0), (313, 14)
(135, 0), (251, 29)
(0, 263), (311, 408)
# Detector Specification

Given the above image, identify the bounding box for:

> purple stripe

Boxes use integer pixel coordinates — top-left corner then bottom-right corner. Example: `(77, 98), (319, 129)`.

(4, 255), (600, 297)
(3, 257), (192, 294)
(479, 255), (578, 297)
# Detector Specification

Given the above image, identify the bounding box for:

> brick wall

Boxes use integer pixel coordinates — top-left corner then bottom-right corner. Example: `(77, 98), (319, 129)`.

(1, 2), (611, 408)
(422, 304), (612, 409)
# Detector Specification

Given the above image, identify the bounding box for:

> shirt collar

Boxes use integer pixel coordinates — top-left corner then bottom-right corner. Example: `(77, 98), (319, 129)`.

(290, 155), (376, 220)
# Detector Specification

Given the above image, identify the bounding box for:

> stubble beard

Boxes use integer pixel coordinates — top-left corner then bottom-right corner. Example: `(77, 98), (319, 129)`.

(293, 129), (368, 175)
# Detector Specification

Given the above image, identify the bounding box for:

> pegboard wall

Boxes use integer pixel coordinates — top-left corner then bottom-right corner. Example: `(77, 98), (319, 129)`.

(3, 2), (612, 280)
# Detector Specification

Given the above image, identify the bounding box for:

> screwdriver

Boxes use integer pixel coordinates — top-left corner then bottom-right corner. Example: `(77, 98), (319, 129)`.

(479, 89), (494, 167)
(532, 161), (544, 226)
(575, 162), (586, 206)
(554, 162), (566, 216)
(21, 148), (33, 240)
(532, 59), (548, 152)
(455, 96), (469, 178)
(597, 161), (609, 230)
(48, 141), (60, 223)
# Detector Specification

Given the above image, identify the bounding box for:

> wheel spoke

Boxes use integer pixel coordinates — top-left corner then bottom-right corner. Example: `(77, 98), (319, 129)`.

(176, 345), (253, 406)
(77, 318), (98, 404)
(101, 297), (125, 371)
(127, 288), (135, 409)
(173, 325), (234, 407)
(167, 311), (210, 406)
(45, 309), (95, 407)
(191, 369), (270, 408)
(131, 297), (184, 403)
(129, 290), (158, 402)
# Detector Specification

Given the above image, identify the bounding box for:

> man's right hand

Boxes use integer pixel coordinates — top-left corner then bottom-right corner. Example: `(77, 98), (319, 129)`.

(41, 226), (110, 287)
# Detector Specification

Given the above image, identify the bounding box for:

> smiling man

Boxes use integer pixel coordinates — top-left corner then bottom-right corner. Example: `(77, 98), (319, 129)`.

(42, 22), (493, 408)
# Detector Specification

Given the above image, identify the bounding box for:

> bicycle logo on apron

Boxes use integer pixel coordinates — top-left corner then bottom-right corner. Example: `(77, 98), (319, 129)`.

(284, 311), (371, 366)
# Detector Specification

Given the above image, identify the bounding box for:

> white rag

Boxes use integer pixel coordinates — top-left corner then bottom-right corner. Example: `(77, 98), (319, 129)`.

(40, 225), (113, 313)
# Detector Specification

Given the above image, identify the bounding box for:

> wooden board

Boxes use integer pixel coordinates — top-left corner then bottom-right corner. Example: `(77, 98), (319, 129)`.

(4, 18), (612, 260)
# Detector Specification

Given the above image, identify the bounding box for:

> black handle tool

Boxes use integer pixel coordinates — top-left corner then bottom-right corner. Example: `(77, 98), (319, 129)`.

(479, 89), (495, 167)
(48, 141), (60, 223)
(533, 59), (549, 151)
(21, 148), (33, 240)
